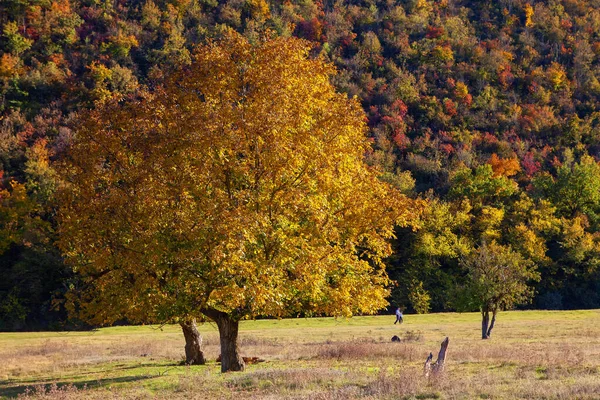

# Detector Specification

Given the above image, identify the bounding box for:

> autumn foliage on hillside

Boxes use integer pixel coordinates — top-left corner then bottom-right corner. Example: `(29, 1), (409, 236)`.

(2, 0), (600, 329)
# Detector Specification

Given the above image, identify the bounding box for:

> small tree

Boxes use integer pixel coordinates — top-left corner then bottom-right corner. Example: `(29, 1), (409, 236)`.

(459, 242), (540, 339)
(408, 279), (431, 314)
(57, 31), (414, 372)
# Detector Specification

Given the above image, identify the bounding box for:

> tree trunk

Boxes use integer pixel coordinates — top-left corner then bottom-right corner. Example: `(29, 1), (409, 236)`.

(180, 319), (206, 365)
(481, 310), (490, 339)
(202, 308), (245, 372)
(486, 309), (497, 338)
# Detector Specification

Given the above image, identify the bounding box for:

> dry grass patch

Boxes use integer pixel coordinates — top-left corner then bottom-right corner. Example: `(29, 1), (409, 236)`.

(314, 341), (420, 362)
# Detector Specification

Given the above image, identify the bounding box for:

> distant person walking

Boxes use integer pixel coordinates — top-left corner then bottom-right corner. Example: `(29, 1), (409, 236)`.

(394, 307), (403, 324)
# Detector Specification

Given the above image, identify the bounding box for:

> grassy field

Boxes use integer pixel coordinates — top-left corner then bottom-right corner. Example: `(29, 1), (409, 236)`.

(1, 310), (599, 399)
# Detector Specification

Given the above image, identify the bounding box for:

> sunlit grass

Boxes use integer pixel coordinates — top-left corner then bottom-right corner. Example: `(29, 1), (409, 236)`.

(1, 310), (599, 399)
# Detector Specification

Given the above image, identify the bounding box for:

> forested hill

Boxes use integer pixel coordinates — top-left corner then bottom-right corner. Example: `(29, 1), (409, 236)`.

(2, 0), (600, 330)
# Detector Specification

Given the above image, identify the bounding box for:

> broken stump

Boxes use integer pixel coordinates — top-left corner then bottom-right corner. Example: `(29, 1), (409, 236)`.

(424, 337), (449, 378)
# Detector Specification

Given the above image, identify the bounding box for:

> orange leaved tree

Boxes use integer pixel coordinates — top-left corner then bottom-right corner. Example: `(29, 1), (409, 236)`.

(57, 31), (414, 372)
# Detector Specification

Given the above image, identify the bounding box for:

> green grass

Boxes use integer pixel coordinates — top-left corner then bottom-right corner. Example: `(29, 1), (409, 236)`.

(1, 310), (599, 399)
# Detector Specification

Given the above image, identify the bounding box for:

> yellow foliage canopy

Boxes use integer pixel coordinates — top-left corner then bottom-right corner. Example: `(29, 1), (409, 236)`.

(57, 31), (415, 325)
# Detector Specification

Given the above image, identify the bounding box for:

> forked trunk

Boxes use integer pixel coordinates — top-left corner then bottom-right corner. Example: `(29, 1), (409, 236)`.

(180, 319), (206, 365)
(486, 309), (497, 338)
(481, 309), (490, 339)
(202, 308), (245, 372)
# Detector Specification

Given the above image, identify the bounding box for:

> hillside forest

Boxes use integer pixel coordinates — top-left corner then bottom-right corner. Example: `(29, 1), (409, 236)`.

(2, 0), (600, 331)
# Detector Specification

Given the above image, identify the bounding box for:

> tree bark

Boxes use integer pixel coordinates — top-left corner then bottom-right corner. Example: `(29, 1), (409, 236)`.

(481, 309), (490, 339)
(486, 308), (497, 338)
(424, 352), (433, 377)
(202, 308), (245, 372)
(180, 319), (206, 365)
(435, 336), (449, 369)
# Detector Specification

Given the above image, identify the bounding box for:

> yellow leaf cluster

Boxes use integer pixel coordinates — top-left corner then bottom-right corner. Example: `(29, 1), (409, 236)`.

(246, 0), (271, 20)
(478, 206), (504, 241)
(524, 3), (534, 27)
(547, 62), (569, 91)
(0, 54), (20, 78)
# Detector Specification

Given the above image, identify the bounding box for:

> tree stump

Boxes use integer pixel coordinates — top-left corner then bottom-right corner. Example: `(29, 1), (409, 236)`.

(424, 337), (449, 378)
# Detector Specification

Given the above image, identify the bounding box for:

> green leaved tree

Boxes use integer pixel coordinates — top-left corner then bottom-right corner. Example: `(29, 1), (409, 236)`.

(458, 242), (540, 339)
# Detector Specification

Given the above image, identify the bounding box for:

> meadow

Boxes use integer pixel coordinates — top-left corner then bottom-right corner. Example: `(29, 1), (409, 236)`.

(1, 310), (599, 399)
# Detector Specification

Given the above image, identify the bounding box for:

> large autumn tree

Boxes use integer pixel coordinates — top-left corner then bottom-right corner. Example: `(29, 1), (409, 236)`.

(57, 30), (414, 372)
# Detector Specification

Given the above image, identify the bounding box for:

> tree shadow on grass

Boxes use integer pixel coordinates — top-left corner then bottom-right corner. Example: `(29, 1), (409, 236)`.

(0, 374), (154, 398)
(1, 364), (167, 387)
